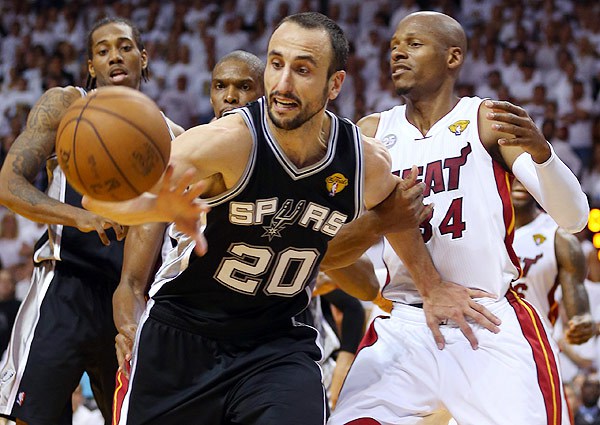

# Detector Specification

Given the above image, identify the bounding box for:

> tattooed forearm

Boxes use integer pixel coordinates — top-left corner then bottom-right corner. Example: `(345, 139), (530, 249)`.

(0, 87), (81, 212)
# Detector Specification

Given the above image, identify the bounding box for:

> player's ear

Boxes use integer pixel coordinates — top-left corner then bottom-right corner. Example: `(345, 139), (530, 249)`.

(448, 46), (463, 70)
(328, 70), (346, 101)
(140, 49), (149, 71)
(88, 59), (96, 78)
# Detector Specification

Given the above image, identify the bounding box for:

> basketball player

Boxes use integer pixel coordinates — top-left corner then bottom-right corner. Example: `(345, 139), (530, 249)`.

(83, 12), (481, 425)
(210, 50), (265, 121)
(0, 18), (183, 425)
(512, 178), (594, 343)
(327, 11), (590, 425)
(113, 50), (266, 377)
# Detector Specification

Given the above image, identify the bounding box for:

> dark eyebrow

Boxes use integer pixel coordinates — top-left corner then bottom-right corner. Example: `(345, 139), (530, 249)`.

(268, 49), (318, 67)
(94, 37), (133, 47)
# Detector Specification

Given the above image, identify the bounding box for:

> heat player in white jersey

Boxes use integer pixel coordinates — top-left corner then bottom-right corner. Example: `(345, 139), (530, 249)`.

(328, 11), (589, 425)
(512, 179), (594, 341)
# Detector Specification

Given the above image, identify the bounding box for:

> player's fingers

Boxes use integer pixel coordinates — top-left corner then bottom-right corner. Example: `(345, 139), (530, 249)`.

(467, 298), (501, 325)
(484, 100), (527, 117)
(95, 228), (110, 246)
(194, 231), (208, 256)
(426, 317), (446, 350)
(174, 168), (198, 194)
(466, 288), (496, 299)
(185, 180), (207, 200)
(418, 204), (434, 224)
(455, 317), (479, 350)
(398, 165), (419, 188)
(110, 223), (127, 240)
(466, 302), (501, 332)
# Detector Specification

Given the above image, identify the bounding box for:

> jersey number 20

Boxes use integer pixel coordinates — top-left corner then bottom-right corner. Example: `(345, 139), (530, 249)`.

(215, 243), (319, 296)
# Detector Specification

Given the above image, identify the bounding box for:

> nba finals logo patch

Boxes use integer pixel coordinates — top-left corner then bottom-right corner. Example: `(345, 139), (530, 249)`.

(533, 233), (547, 245)
(448, 120), (470, 135)
(381, 134), (397, 148)
(326, 173), (348, 197)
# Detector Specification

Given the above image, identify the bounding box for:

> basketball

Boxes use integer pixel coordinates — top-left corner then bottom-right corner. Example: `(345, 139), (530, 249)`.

(55, 86), (171, 202)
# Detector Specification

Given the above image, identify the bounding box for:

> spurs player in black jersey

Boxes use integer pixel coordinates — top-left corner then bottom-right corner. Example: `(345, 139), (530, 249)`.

(0, 18), (183, 425)
(112, 50), (266, 381)
(83, 12), (448, 425)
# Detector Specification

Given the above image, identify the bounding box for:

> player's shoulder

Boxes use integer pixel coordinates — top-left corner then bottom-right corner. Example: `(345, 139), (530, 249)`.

(356, 113), (381, 138)
(41, 85), (83, 106)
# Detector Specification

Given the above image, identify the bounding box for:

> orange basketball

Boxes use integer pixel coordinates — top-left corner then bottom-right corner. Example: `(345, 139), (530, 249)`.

(55, 86), (171, 201)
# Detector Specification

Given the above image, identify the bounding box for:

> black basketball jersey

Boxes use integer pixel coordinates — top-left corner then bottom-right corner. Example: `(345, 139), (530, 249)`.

(150, 98), (365, 339)
(33, 87), (124, 281)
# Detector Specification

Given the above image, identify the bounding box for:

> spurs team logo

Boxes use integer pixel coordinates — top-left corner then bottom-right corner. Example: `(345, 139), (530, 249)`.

(381, 134), (397, 148)
(448, 120), (470, 135)
(533, 233), (547, 245)
(262, 199), (306, 240)
(326, 173), (348, 197)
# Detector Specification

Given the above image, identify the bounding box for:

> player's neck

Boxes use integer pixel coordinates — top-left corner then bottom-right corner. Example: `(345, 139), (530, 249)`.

(514, 206), (539, 229)
(268, 111), (331, 169)
(405, 93), (460, 137)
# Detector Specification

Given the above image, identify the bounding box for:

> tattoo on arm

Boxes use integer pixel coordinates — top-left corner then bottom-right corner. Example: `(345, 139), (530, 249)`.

(6, 88), (79, 203)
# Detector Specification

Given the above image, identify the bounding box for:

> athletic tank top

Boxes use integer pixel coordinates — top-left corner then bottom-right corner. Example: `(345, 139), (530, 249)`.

(150, 98), (364, 339)
(375, 96), (520, 304)
(33, 87), (124, 281)
(513, 213), (559, 326)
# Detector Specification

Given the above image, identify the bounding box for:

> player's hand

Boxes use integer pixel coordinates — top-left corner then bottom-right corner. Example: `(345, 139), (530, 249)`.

(156, 166), (210, 256)
(74, 210), (127, 245)
(484, 100), (551, 163)
(565, 313), (595, 345)
(373, 166), (433, 235)
(422, 281), (501, 350)
(115, 323), (137, 378)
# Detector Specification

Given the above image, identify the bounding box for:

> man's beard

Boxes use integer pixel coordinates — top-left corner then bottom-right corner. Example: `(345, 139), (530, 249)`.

(267, 86), (329, 130)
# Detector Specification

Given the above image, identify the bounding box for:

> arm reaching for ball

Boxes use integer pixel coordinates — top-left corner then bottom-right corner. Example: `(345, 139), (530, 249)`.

(83, 113), (253, 254)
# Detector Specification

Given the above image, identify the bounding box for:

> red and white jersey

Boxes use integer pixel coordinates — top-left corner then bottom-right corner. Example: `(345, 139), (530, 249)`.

(376, 97), (520, 304)
(512, 213), (559, 327)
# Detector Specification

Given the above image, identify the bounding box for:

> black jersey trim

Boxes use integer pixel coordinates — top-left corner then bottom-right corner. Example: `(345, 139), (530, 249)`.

(260, 99), (339, 180)
(349, 119), (366, 221)
(204, 106), (258, 208)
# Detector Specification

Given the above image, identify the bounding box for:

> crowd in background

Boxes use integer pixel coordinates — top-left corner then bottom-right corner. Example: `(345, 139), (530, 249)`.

(0, 0), (599, 423)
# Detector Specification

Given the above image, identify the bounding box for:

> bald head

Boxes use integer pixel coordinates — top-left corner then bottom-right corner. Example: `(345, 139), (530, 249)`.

(214, 50), (265, 83)
(211, 50), (265, 118)
(399, 11), (466, 53)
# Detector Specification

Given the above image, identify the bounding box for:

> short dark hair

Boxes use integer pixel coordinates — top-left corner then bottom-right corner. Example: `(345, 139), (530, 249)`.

(85, 17), (148, 90)
(274, 12), (348, 77)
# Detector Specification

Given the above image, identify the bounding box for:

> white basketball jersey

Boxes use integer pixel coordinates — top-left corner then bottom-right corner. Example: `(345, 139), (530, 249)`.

(512, 213), (559, 327)
(376, 97), (520, 304)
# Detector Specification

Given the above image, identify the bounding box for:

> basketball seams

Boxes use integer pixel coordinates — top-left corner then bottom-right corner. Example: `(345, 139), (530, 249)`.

(84, 101), (170, 169)
(55, 86), (170, 201)
(72, 95), (95, 198)
(77, 117), (141, 198)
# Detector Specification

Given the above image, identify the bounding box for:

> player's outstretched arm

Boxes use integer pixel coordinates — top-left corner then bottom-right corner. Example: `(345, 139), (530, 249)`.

(0, 86), (126, 243)
(555, 227), (595, 345)
(480, 100), (589, 233)
(114, 222), (166, 376)
(84, 115), (252, 253)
